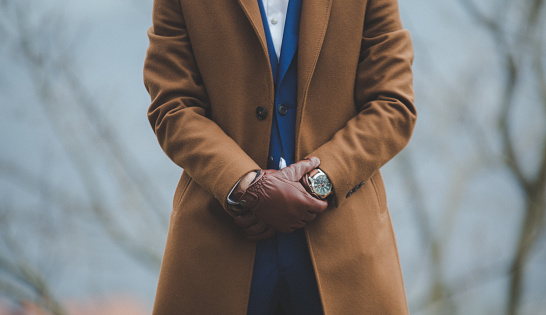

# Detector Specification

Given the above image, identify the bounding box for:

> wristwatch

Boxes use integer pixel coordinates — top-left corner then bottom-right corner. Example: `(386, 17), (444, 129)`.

(308, 169), (333, 199)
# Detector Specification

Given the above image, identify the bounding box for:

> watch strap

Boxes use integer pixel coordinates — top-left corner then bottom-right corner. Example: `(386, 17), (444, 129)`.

(308, 168), (320, 177)
(301, 174), (319, 199)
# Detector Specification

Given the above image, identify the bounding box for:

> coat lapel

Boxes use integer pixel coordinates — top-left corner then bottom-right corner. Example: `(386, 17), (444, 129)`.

(297, 0), (333, 102)
(236, 0), (333, 99)
(236, 0), (268, 56)
(295, 0), (333, 146)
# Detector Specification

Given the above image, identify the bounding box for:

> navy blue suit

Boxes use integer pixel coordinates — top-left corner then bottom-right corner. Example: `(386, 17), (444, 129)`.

(247, 1), (323, 314)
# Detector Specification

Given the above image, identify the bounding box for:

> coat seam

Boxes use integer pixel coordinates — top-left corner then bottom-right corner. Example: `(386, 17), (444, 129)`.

(304, 228), (328, 314)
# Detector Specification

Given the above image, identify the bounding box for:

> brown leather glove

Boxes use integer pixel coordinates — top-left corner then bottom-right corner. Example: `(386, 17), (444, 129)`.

(237, 157), (328, 234)
(233, 210), (276, 241)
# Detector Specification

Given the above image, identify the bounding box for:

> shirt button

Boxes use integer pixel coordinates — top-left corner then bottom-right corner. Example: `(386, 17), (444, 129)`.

(256, 106), (268, 120)
(271, 18), (278, 25)
(269, 156), (274, 162)
(277, 104), (287, 116)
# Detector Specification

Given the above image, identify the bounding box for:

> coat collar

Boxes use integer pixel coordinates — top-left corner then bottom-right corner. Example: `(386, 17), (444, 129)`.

(236, 0), (333, 93)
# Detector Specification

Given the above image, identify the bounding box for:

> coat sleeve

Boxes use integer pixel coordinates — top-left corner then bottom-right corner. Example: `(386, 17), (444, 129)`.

(308, 0), (416, 207)
(144, 0), (259, 212)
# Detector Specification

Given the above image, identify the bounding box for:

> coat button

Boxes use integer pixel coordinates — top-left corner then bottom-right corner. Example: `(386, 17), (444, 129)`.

(277, 104), (287, 116)
(256, 106), (268, 120)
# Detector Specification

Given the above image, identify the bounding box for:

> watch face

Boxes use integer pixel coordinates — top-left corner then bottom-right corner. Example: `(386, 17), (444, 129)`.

(312, 174), (332, 196)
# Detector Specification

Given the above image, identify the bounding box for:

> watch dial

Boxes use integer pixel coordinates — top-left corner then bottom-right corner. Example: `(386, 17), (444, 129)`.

(313, 175), (332, 196)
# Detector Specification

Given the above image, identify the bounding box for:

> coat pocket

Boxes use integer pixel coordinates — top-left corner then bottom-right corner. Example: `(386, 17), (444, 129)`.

(172, 171), (192, 216)
(370, 172), (388, 217)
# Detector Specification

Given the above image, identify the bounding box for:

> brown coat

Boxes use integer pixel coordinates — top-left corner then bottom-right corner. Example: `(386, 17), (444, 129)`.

(144, 0), (416, 313)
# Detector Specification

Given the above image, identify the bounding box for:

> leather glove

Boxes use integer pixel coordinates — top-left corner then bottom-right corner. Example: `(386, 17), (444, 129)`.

(231, 173), (276, 241)
(234, 210), (276, 241)
(237, 157), (328, 234)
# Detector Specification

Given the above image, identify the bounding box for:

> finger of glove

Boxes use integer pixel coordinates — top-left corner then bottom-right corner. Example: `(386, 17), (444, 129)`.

(278, 157), (320, 181)
(306, 196), (328, 214)
(246, 227), (276, 241)
(300, 174), (313, 194)
(252, 204), (303, 234)
(291, 182), (329, 214)
(244, 220), (270, 236)
(244, 176), (325, 232)
(279, 222), (305, 234)
(234, 212), (259, 228)
(276, 214), (308, 233)
(300, 210), (317, 222)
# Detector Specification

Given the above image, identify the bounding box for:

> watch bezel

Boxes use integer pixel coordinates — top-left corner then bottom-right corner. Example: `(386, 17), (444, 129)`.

(310, 169), (332, 199)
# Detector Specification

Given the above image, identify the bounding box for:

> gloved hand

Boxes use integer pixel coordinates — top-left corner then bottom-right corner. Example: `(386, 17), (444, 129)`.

(234, 210), (276, 241)
(236, 157), (328, 234)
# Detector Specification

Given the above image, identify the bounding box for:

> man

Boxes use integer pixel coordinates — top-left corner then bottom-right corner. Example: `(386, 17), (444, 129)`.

(144, 0), (416, 313)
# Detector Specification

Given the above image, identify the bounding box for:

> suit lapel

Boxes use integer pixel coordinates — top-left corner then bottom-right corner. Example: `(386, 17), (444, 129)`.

(256, 0), (279, 84)
(277, 0), (302, 87)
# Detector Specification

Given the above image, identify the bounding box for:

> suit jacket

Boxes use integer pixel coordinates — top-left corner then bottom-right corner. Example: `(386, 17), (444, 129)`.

(144, 0), (416, 313)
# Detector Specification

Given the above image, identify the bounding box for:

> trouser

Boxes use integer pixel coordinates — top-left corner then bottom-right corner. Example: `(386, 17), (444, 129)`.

(247, 229), (324, 315)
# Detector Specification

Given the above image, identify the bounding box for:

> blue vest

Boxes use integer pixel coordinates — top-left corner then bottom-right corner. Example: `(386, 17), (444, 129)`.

(257, 0), (302, 169)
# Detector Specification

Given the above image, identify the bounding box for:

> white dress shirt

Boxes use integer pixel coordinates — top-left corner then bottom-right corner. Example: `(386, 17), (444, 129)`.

(261, 0), (289, 60)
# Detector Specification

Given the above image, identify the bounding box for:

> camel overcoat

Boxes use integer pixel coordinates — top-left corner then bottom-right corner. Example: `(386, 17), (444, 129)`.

(144, 0), (416, 313)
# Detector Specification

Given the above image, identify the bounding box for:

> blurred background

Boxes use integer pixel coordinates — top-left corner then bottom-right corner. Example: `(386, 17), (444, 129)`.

(0, 0), (544, 314)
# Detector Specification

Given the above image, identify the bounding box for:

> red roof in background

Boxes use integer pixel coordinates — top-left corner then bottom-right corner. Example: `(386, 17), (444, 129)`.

(0, 295), (149, 315)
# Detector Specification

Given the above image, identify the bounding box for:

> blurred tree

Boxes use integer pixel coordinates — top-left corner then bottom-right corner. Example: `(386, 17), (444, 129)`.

(397, 0), (546, 314)
(0, 0), (167, 311)
(458, 0), (546, 314)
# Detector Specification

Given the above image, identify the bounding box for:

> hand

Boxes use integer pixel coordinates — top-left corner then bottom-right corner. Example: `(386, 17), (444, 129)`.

(238, 157), (328, 233)
(234, 211), (276, 241)
(232, 171), (274, 240)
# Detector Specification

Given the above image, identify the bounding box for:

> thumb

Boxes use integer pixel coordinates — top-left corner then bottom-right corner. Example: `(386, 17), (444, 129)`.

(279, 157), (320, 181)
